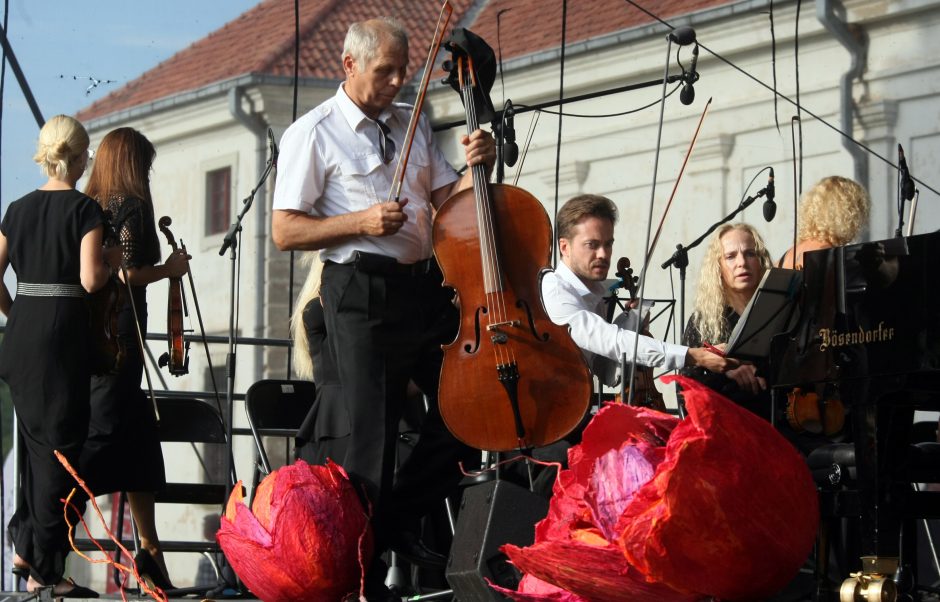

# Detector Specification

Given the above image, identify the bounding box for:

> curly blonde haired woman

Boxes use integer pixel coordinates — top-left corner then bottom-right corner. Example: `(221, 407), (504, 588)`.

(682, 223), (773, 410)
(780, 176), (871, 269)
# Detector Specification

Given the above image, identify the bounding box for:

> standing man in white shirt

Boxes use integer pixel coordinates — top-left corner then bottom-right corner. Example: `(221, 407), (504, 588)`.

(271, 17), (495, 600)
(541, 194), (737, 391)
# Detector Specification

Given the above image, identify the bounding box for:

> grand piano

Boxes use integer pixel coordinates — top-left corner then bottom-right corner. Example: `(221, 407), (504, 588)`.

(770, 231), (940, 601)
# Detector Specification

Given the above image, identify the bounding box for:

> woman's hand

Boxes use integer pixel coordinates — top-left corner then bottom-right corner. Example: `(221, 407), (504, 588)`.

(725, 364), (767, 395)
(104, 245), (124, 273)
(163, 249), (191, 279)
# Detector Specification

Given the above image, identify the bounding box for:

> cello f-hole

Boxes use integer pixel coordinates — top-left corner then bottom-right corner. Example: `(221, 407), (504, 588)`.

(464, 305), (486, 354)
(517, 299), (550, 342)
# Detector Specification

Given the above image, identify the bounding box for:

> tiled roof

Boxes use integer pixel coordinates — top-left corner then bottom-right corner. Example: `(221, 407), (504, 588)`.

(467, 0), (732, 62)
(78, 0), (732, 122)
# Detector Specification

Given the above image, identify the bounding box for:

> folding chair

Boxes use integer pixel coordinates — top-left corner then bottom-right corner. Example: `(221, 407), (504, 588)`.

(114, 396), (233, 596)
(244, 379), (316, 486)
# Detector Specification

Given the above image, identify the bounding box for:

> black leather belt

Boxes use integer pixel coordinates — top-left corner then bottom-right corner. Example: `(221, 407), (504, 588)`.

(333, 251), (433, 277)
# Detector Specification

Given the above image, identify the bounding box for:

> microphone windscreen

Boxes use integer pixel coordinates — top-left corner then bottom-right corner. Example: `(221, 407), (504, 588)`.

(504, 142), (518, 167)
(669, 26), (697, 46)
(763, 199), (777, 222)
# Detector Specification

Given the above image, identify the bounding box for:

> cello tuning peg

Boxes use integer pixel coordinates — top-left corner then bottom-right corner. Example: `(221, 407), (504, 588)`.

(442, 60), (453, 72)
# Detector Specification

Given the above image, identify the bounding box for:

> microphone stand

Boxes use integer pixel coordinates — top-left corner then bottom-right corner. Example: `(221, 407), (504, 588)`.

(626, 27), (696, 408)
(661, 183), (771, 344)
(213, 149), (275, 595)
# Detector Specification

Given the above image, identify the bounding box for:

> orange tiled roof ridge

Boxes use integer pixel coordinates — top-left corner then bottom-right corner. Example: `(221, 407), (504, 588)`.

(78, 0), (732, 123)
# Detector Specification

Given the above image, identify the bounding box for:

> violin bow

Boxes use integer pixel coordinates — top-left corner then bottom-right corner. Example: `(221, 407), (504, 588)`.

(119, 263), (161, 420)
(387, 0), (453, 203)
(628, 97), (711, 407)
(644, 96), (712, 267)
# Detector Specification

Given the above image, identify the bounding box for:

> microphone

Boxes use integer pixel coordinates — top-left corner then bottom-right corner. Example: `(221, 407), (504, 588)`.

(762, 167), (777, 222)
(503, 101), (518, 167)
(898, 143), (915, 201)
(669, 26), (697, 46)
(268, 127), (279, 166)
(680, 43), (699, 106)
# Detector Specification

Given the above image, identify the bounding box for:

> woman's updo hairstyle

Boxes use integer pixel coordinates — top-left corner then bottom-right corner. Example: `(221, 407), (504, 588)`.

(33, 114), (89, 179)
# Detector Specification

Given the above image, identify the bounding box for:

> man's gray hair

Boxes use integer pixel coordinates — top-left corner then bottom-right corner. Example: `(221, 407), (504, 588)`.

(343, 17), (408, 66)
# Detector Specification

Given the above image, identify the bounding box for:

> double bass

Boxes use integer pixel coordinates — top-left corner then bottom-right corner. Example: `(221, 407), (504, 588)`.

(433, 30), (592, 452)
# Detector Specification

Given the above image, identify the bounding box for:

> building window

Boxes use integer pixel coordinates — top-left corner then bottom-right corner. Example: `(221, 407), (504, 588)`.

(206, 167), (231, 235)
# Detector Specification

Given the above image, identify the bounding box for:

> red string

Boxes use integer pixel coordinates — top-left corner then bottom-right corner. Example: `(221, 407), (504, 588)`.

(54, 450), (168, 602)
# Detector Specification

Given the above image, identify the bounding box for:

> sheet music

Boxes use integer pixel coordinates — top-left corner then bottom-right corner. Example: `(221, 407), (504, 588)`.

(726, 268), (802, 360)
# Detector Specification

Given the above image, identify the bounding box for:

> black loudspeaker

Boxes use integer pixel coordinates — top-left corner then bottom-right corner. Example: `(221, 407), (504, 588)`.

(446, 480), (549, 600)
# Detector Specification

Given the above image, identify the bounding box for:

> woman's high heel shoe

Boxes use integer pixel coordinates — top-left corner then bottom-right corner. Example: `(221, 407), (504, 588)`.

(134, 549), (175, 591)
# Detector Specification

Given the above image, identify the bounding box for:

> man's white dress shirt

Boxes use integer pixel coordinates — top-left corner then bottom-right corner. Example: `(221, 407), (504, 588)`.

(272, 85), (459, 265)
(540, 260), (688, 373)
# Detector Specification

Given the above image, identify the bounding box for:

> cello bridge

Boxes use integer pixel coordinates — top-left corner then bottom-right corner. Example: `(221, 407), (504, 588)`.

(486, 320), (520, 331)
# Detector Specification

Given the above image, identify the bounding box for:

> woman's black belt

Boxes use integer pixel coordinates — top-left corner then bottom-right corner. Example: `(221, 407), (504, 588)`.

(16, 282), (85, 298)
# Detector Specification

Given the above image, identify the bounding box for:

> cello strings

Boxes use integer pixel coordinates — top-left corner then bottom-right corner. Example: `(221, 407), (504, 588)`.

(462, 74), (506, 367)
(464, 70), (515, 367)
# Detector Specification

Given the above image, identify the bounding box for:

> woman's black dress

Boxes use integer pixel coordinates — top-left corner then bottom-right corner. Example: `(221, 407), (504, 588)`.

(681, 308), (774, 418)
(0, 188), (103, 584)
(80, 196), (165, 494)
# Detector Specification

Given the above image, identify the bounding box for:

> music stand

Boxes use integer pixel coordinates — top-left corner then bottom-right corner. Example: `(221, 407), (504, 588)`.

(726, 268), (803, 362)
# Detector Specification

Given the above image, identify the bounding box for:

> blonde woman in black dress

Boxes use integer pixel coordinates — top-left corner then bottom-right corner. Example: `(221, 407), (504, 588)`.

(0, 114), (118, 597)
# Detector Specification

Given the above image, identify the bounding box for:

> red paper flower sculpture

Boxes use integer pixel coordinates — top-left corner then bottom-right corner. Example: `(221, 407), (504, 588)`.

(218, 460), (372, 602)
(499, 376), (818, 601)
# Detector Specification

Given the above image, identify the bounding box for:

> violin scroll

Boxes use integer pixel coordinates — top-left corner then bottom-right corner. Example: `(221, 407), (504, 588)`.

(612, 255), (666, 411)
(156, 216), (190, 376)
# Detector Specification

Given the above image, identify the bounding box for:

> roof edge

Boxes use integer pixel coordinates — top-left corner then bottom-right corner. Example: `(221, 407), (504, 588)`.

(493, 0), (780, 74)
(83, 73), (341, 131)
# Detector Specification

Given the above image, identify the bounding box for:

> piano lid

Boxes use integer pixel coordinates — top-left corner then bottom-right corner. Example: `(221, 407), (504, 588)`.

(771, 231), (940, 389)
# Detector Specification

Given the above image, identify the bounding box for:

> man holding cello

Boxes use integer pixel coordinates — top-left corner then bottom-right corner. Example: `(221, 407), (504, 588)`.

(271, 16), (495, 600)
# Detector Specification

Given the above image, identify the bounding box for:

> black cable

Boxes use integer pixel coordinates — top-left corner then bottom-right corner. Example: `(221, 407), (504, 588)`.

(770, 0), (780, 133)
(794, 0), (803, 195)
(621, 0), (940, 197)
(552, 0), (568, 266)
(286, 0), (300, 379)
(515, 83), (681, 119)
(497, 8), (510, 106)
(0, 0), (9, 585)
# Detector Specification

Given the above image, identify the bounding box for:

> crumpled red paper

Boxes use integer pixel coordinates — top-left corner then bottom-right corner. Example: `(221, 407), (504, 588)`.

(217, 459), (372, 602)
(498, 376), (818, 601)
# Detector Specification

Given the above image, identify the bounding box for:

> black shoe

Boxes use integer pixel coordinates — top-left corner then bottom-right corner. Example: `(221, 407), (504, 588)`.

(388, 531), (447, 570)
(50, 579), (99, 599)
(134, 549), (175, 591)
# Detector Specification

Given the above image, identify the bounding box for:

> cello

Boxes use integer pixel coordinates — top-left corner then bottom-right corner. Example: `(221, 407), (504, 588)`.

(433, 31), (592, 452)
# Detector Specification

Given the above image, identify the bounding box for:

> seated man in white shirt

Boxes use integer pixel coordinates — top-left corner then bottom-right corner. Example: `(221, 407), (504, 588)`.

(541, 194), (737, 398)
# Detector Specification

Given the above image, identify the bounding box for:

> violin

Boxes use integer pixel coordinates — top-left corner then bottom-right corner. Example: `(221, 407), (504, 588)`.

(785, 388), (844, 436)
(156, 216), (189, 376)
(611, 257), (667, 411)
(433, 31), (592, 452)
(88, 221), (126, 375)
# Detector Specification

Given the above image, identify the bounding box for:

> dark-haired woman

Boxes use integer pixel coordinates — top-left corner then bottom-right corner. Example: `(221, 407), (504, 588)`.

(80, 126), (189, 591)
